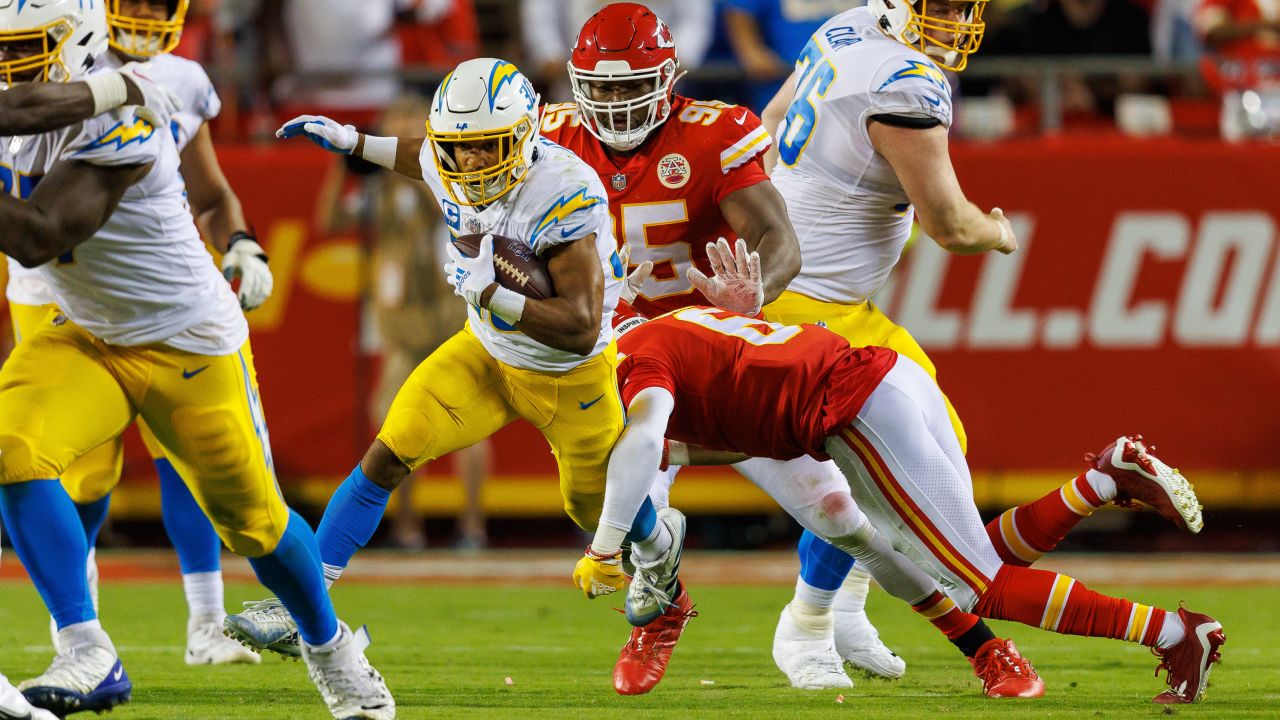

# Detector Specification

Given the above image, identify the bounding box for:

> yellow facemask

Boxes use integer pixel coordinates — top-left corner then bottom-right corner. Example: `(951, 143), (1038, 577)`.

(426, 116), (536, 208)
(0, 18), (78, 85)
(107, 0), (188, 58)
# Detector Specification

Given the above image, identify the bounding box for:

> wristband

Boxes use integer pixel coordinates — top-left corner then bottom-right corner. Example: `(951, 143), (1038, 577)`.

(85, 72), (128, 115)
(658, 438), (670, 471)
(228, 232), (269, 262)
(584, 542), (623, 560)
(360, 134), (399, 169)
(487, 285), (527, 325)
(667, 440), (689, 468)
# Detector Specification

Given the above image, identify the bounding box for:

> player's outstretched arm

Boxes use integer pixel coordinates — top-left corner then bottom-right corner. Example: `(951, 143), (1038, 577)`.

(760, 70), (798, 175)
(0, 159), (151, 267)
(868, 120), (1017, 255)
(276, 115), (424, 180)
(0, 64), (178, 136)
(719, 181), (801, 303)
(665, 440), (750, 467)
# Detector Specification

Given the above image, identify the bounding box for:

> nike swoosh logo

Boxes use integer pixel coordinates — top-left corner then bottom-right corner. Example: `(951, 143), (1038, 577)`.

(112, 665), (124, 682)
(579, 394), (605, 410)
(560, 224), (585, 239)
(923, 94), (942, 107)
(734, 110), (748, 125)
(182, 365), (210, 379)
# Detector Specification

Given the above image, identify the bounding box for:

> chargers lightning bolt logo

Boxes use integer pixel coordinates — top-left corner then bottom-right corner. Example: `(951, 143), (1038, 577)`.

(486, 61), (520, 111)
(74, 117), (156, 154)
(531, 188), (603, 245)
(877, 60), (948, 93)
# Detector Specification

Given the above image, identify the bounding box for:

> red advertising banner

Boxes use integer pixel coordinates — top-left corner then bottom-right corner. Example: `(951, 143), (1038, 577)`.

(8, 139), (1272, 515)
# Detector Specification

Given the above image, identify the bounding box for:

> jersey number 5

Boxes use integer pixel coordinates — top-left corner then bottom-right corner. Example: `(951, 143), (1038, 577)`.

(675, 307), (801, 346)
(778, 40), (836, 168)
(616, 200), (692, 299)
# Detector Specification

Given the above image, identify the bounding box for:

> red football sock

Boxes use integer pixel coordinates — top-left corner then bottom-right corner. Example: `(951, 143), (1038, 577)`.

(911, 590), (980, 640)
(973, 565), (1165, 646)
(986, 473), (1104, 565)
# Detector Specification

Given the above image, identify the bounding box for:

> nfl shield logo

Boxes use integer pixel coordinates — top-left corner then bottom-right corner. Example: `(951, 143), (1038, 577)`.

(611, 173), (627, 191)
(465, 217), (484, 234)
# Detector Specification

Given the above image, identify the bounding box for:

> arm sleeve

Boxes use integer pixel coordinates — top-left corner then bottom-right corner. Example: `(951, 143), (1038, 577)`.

(715, 106), (772, 203)
(619, 355), (677, 406)
(596, 386), (676, 534)
(63, 108), (162, 167)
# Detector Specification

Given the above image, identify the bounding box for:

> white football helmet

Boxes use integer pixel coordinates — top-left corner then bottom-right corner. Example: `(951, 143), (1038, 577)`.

(107, 0), (188, 59)
(426, 57), (541, 207)
(0, 0), (108, 87)
(867, 0), (988, 72)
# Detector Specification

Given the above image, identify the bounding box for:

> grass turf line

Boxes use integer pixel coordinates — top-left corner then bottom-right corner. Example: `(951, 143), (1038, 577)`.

(0, 580), (1275, 719)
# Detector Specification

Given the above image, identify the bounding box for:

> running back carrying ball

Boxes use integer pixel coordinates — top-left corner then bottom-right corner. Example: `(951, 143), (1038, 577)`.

(453, 232), (556, 300)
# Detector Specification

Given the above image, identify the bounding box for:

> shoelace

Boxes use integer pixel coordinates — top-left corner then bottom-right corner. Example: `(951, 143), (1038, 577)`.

(630, 606), (699, 665)
(977, 644), (1037, 686)
(629, 569), (675, 615)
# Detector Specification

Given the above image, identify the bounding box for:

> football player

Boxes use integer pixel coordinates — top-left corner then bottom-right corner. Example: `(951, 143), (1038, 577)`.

(542, 3), (904, 692)
(0, 3), (391, 717)
(604, 245), (1223, 705)
(233, 57), (678, 689)
(753, 0), (1028, 694)
(4, 0), (267, 667)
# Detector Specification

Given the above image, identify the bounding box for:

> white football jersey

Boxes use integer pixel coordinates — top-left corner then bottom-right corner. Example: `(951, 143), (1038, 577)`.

(6, 53), (227, 328)
(772, 7), (954, 304)
(419, 137), (623, 373)
(0, 90), (245, 354)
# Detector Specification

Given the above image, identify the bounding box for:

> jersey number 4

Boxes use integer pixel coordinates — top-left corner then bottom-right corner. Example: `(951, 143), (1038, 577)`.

(778, 40), (836, 168)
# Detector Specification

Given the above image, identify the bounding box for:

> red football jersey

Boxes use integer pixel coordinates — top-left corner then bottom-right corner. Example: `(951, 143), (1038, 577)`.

(616, 307), (898, 461)
(541, 95), (772, 317)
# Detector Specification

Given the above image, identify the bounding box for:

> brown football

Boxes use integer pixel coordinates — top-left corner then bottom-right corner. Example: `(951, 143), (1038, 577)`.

(453, 233), (556, 300)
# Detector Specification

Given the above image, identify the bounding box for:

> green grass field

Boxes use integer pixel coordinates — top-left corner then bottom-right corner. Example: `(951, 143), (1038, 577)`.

(1, 567), (1276, 719)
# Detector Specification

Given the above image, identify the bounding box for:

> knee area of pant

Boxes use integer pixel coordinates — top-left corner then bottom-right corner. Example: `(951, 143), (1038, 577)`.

(563, 498), (601, 533)
(171, 407), (252, 476)
(217, 522), (282, 557)
(808, 491), (866, 539)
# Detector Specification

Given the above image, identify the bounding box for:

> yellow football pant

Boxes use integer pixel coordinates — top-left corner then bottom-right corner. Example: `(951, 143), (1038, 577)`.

(763, 290), (967, 454)
(378, 324), (625, 531)
(9, 302), (167, 504)
(0, 312), (288, 556)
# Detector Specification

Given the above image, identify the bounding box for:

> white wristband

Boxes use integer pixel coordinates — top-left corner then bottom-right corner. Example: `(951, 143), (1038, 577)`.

(590, 526), (629, 556)
(666, 440), (690, 468)
(487, 285), (527, 325)
(360, 134), (399, 169)
(85, 72), (129, 115)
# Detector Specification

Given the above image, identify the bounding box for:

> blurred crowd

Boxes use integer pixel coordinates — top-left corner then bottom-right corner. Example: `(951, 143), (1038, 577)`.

(173, 0), (1280, 140)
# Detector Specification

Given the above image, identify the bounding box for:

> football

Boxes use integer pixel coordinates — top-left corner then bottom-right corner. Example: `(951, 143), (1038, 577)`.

(453, 233), (556, 300)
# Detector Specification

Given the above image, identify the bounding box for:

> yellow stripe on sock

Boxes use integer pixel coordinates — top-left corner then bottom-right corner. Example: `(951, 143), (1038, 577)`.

(999, 510), (1041, 563)
(917, 596), (958, 620)
(1060, 479), (1098, 516)
(1039, 574), (1076, 631)
(1126, 603), (1154, 643)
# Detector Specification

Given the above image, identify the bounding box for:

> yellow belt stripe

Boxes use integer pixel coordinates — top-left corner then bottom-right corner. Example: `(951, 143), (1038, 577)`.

(843, 429), (989, 595)
(999, 510), (1040, 563)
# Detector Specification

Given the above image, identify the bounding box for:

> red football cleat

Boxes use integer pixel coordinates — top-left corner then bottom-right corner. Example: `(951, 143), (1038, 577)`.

(969, 638), (1045, 698)
(613, 583), (697, 696)
(1152, 606), (1225, 704)
(1088, 435), (1203, 533)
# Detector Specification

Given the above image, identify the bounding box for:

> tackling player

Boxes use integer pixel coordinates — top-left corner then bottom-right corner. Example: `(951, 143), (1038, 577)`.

(232, 58), (678, 691)
(4, 0), (269, 667)
(0, 3), (392, 717)
(604, 246), (1223, 705)
(541, 3), (902, 692)
(755, 0), (1027, 691)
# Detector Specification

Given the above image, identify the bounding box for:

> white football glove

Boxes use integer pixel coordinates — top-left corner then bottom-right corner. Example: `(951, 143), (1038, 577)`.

(221, 234), (273, 311)
(275, 114), (358, 154)
(117, 62), (182, 129)
(444, 234), (497, 307)
(687, 237), (763, 316)
(621, 260), (653, 305)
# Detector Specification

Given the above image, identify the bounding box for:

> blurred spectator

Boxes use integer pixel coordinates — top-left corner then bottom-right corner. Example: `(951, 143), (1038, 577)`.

(1153, 0), (1205, 63)
(985, 0), (1154, 115)
(315, 95), (493, 549)
(722, 0), (854, 111)
(1195, 0), (1280, 89)
(397, 0), (480, 74)
(521, 0), (715, 102)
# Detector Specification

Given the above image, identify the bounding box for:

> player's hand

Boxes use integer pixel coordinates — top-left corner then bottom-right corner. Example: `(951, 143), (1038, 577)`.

(990, 208), (1018, 255)
(572, 546), (627, 599)
(687, 237), (764, 316)
(118, 62), (182, 129)
(221, 232), (273, 311)
(621, 260), (653, 304)
(275, 114), (358, 154)
(444, 233), (497, 307)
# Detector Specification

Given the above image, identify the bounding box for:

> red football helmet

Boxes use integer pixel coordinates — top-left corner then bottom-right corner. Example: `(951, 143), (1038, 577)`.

(569, 2), (684, 151)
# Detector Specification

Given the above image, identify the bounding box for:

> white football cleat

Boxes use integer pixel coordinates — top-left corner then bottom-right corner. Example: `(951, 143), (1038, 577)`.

(186, 614), (262, 665)
(834, 606), (906, 679)
(301, 623), (395, 720)
(625, 507), (687, 627)
(18, 642), (131, 717)
(224, 598), (301, 659)
(772, 603), (854, 690)
(1, 673), (58, 720)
